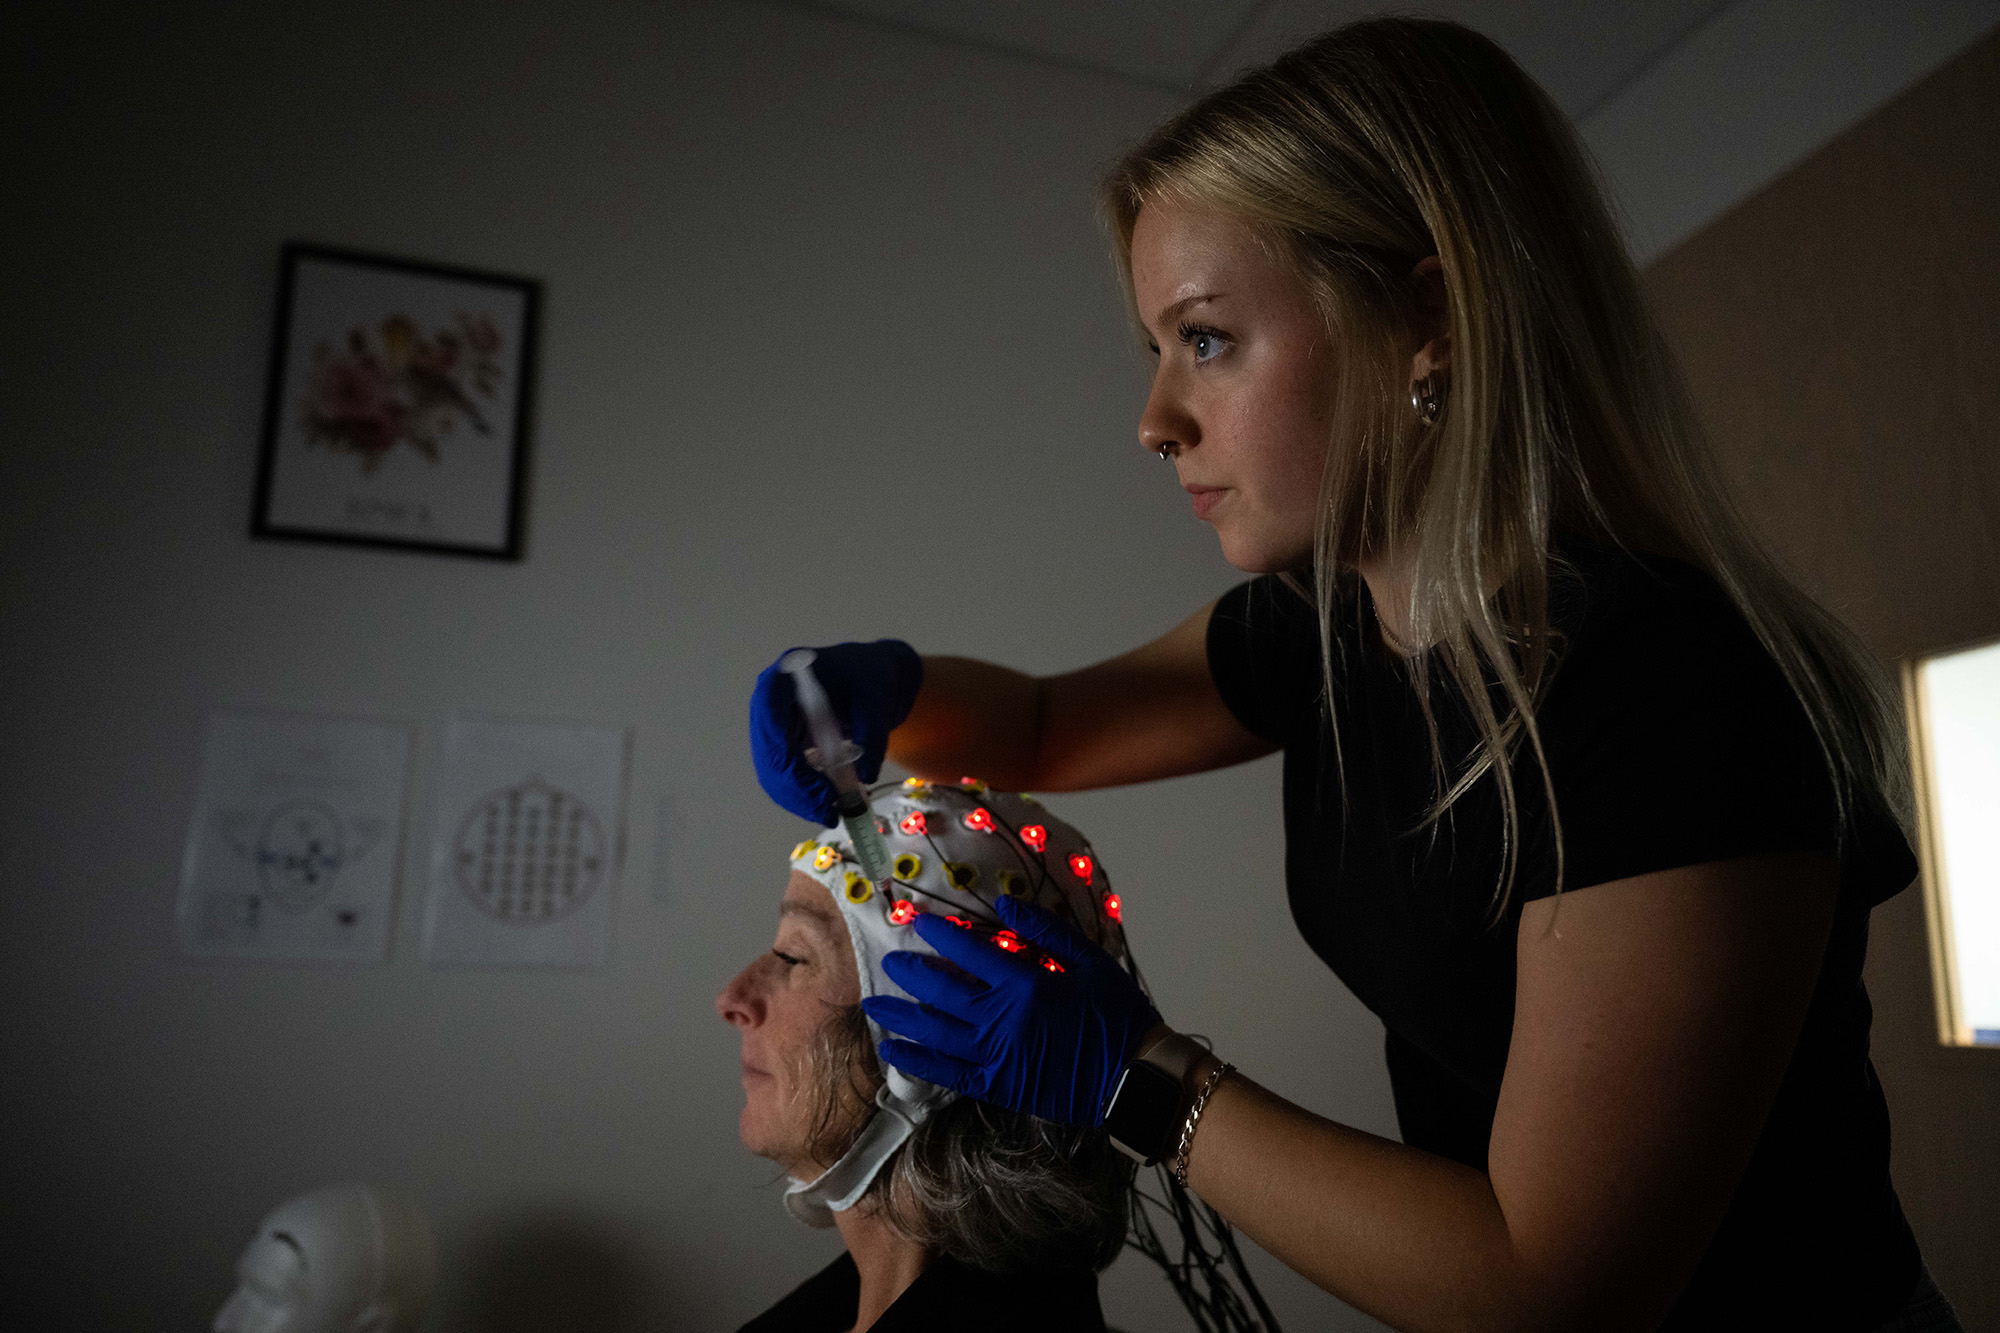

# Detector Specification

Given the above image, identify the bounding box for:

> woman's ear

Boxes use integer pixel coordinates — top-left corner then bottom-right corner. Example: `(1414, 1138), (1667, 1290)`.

(1409, 254), (1450, 382)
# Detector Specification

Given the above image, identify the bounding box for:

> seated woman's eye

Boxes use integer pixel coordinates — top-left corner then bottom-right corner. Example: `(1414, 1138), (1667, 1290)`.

(771, 949), (805, 967)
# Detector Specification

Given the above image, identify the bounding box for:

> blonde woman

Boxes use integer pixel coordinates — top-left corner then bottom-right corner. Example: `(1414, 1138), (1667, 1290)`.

(748, 19), (1957, 1332)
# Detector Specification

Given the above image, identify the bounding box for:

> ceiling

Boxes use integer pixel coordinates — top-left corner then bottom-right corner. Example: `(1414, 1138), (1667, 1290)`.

(777, 1), (2000, 262)
(789, 0), (1736, 119)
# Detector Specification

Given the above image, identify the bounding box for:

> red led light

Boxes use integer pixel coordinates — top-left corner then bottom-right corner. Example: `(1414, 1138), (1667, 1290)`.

(1041, 956), (1064, 973)
(963, 807), (995, 833)
(944, 915), (972, 928)
(889, 900), (917, 925)
(899, 811), (927, 836)
(1103, 892), (1122, 922)
(958, 776), (987, 793)
(1069, 853), (1093, 885)
(993, 929), (1023, 953)
(1020, 824), (1047, 852)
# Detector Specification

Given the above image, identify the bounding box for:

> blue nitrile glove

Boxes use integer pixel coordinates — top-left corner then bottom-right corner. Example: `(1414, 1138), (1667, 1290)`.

(861, 893), (1163, 1126)
(749, 640), (924, 826)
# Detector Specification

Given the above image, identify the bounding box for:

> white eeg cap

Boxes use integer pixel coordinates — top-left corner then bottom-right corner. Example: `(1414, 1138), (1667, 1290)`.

(781, 778), (1124, 1227)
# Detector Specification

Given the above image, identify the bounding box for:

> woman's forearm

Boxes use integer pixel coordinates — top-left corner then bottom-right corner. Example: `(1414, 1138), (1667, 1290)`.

(1183, 1061), (1575, 1333)
(885, 604), (1275, 792)
(887, 656), (1049, 791)
(1175, 860), (1831, 1333)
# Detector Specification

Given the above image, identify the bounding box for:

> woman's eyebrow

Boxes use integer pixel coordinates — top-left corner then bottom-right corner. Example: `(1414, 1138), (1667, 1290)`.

(779, 900), (837, 934)
(1149, 291), (1227, 332)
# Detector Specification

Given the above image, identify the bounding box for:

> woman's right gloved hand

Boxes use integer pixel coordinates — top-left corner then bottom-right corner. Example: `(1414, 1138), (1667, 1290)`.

(861, 894), (1164, 1126)
(749, 640), (924, 826)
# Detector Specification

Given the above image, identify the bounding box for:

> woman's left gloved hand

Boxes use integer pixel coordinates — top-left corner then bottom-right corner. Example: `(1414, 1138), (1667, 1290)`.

(861, 894), (1162, 1126)
(748, 639), (923, 827)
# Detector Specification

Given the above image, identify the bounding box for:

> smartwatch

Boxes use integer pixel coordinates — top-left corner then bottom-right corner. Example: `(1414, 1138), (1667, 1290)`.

(1101, 1032), (1208, 1165)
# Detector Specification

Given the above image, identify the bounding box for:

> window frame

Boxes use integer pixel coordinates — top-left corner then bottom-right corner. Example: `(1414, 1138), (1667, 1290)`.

(1902, 646), (2000, 1049)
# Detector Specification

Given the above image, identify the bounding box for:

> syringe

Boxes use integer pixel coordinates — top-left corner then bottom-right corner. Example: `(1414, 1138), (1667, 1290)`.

(779, 649), (895, 887)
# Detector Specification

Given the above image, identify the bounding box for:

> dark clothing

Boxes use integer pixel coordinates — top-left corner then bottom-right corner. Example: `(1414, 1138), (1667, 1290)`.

(738, 1250), (1107, 1333)
(1206, 539), (1922, 1330)
(1871, 1266), (1969, 1333)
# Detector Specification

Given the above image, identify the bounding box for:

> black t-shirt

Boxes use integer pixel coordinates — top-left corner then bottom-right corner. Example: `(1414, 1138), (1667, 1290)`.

(1206, 539), (1922, 1329)
(738, 1250), (1107, 1333)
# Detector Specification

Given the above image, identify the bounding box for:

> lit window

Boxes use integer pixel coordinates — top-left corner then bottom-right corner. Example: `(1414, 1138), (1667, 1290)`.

(1906, 639), (2000, 1047)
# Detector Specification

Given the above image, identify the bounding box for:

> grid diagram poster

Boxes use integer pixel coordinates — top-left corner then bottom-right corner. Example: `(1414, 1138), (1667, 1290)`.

(177, 711), (413, 963)
(422, 714), (630, 967)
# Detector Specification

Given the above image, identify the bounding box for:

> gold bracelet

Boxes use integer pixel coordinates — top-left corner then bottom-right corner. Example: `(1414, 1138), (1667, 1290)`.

(1172, 1060), (1233, 1186)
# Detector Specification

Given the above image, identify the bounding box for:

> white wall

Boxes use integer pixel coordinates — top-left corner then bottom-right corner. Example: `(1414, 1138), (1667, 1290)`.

(1580, 0), (2000, 262)
(0, 3), (1398, 1328)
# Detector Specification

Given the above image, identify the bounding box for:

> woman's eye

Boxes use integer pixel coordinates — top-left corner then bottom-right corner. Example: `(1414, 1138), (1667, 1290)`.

(771, 949), (805, 967)
(1178, 323), (1227, 363)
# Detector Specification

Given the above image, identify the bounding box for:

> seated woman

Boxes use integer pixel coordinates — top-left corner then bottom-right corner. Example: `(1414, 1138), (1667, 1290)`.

(718, 780), (1132, 1332)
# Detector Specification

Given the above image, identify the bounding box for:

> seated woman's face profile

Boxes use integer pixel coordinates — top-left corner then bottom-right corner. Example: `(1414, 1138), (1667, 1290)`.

(714, 781), (1133, 1328)
(719, 869), (868, 1176)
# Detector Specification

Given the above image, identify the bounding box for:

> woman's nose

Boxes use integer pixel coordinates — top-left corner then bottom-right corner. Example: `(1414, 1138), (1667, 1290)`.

(716, 961), (763, 1029)
(1138, 369), (1195, 460)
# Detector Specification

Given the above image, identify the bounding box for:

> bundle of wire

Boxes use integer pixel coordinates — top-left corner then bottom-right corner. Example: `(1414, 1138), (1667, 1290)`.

(1129, 1157), (1282, 1333)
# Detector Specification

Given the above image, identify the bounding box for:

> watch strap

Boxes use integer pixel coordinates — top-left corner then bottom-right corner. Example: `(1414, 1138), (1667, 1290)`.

(1135, 1031), (1207, 1088)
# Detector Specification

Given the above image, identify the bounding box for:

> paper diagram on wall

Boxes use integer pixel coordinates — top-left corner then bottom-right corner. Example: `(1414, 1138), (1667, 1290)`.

(422, 714), (630, 967)
(178, 711), (413, 962)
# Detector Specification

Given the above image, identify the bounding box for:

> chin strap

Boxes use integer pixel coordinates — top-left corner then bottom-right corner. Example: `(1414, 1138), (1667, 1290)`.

(783, 1088), (934, 1228)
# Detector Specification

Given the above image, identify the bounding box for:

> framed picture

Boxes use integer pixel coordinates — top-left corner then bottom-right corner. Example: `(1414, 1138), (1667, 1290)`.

(251, 243), (539, 559)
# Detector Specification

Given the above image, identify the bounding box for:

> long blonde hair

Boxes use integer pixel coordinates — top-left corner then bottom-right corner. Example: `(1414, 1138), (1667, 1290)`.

(1102, 17), (1910, 918)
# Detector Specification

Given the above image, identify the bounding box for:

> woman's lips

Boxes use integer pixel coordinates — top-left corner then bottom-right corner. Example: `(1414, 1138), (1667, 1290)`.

(1184, 484), (1227, 521)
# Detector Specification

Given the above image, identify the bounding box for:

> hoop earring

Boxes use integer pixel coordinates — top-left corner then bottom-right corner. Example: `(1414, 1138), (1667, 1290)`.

(1410, 374), (1444, 426)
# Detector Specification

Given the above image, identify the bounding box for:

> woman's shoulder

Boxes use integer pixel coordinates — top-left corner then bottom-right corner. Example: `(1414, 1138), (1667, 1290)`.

(1530, 537), (1913, 900)
(1546, 538), (1786, 706)
(1545, 537), (1806, 737)
(736, 1253), (856, 1332)
(737, 1251), (1105, 1333)
(1553, 538), (1750, 643)
(1212, 571), (1320, 630)
(1208, 572), (1360, 746)
(883, 1254), (1105, 1331)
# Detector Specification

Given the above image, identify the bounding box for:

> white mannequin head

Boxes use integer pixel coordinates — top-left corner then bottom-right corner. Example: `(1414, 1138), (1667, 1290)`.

(214, 1183), (434, 1333)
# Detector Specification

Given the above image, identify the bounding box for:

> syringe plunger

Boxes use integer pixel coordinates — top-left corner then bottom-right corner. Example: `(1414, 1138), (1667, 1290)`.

(779, 649), (894, 884)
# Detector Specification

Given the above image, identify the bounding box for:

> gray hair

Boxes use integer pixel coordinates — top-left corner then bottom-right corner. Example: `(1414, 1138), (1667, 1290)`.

(806, 1001), (1132, 1274)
